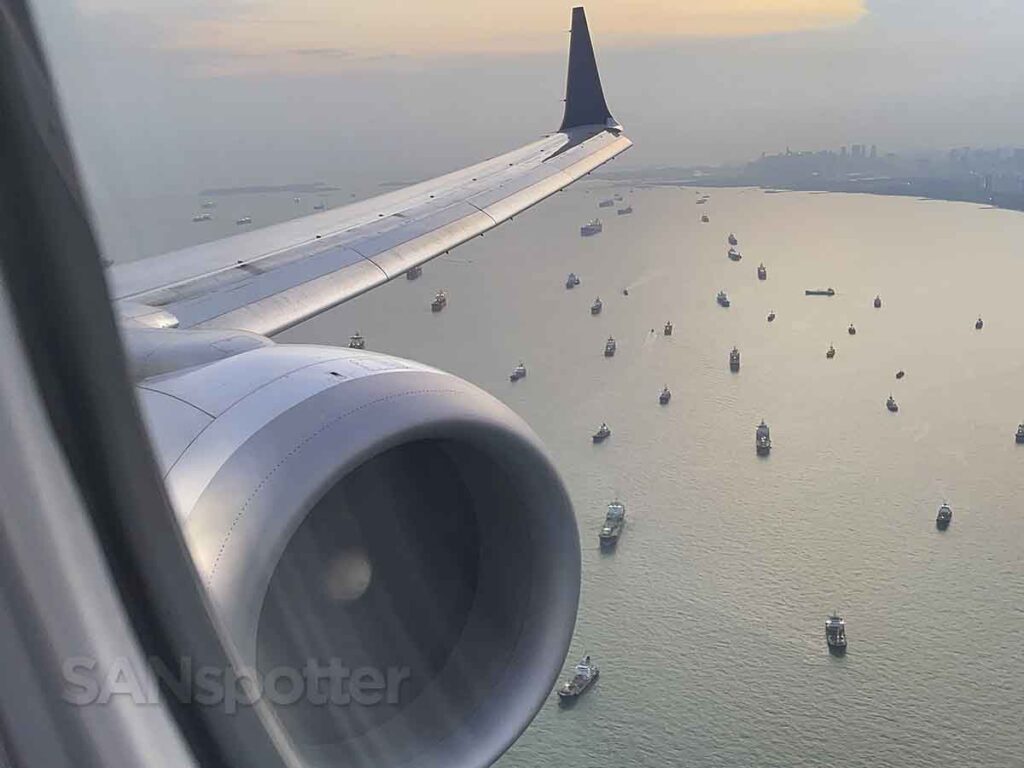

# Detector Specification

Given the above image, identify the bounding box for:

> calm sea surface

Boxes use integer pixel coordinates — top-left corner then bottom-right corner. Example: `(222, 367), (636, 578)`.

(153, 184), (1024, 766)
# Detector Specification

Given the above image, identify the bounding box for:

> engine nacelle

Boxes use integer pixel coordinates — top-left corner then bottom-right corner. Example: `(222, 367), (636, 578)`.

(137, 344), (580, 768)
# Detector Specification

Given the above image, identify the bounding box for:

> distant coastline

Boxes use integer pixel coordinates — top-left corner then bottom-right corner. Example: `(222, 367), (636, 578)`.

(198, 182), (340, 197)
(600, 144), (1024, 213)
(632, 174), (1024, 213)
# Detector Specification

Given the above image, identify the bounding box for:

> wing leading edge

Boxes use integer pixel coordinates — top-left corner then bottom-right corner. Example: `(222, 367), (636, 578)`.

(110, 7), (630, 338)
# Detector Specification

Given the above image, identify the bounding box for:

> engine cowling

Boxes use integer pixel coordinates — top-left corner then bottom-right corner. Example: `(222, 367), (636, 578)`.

(137, 344), (580, 768)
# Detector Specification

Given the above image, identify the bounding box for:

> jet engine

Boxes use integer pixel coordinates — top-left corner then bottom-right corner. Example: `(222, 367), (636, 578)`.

(137, 344), (580, 768)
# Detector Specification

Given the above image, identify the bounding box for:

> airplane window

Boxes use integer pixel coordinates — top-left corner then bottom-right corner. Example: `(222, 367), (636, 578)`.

(8, 1), (1024, 767)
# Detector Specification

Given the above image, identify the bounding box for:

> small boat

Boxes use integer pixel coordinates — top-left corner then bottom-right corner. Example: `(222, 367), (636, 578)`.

(874, 295), (882, 308)
(509, 362), (527, 382)
(598, 199), (615, 208)
(936, 502), (953, 529)
(406, 264), (422, 280)
(659, 386), (671, 405)
(886, 394), (899, 413)
(728, 233), (738, 246)
(622, 288), (629, 296)
(716, 290), (730, 308)
(700, 214), (710, 223)
(975, 316), (984, 330)
(348, 331), (365, 350)
(805, 288), (836, 297)
(236, 216), (253, 225)
(616, 205), (633, 216)
(565, 272), (581, 289)
(592, 423), (611, 443)
(604, 336), (617, 357)
(313, 202), (326, 211)
(756, 420), (772, 455)
(590, 297), (603, 315)
(826, 344), (836, 359)
(728, 247), (741, 262)
(664, 321), (673, 336)
(757, 263), (767, 280)
(431, 290), (447, 312)
(848, 324), (857, 335)
(1015, 423), (1024, 444)
(580, 219), (603, 237)
(729, 346), (740, 372)
(825, 613), (848, 653)
(558, 656), (599, 701)
(896, 370), (905, 379)
(191, 213), (212, 222)
(599, 502), (626, 547)
(767, 311), (776, 323)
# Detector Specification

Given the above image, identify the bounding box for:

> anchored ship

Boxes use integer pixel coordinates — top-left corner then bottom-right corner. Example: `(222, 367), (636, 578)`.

(599, 501), (626, 547)
(825, 613), (848, 653)
(558, 656), (599, 701)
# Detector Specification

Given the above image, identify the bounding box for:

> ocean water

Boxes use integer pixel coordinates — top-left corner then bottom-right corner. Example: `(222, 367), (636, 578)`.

(278, 185), (1024, 767)
(140, 182), (1024, 766)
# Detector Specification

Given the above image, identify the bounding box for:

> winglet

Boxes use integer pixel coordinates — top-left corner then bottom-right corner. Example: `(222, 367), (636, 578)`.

(559, 7), (617, 132)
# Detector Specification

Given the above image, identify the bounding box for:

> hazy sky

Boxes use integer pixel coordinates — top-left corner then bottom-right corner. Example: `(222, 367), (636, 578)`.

(30, 0), (1024, 257)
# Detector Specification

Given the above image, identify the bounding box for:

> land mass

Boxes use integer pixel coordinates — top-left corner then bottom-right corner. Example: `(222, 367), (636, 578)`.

(601, 145), (1024, 212)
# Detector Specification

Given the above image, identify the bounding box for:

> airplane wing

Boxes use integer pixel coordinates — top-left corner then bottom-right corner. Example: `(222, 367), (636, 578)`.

(109, 7), (631, 338)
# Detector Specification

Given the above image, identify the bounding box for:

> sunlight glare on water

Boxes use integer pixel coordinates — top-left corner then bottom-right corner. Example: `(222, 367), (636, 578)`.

(282, 184), (1024, 767)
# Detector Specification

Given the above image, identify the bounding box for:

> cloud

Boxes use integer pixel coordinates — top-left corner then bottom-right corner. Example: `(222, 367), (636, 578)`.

(289, 48), (351, 58)
(74, 0), (868, 75)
